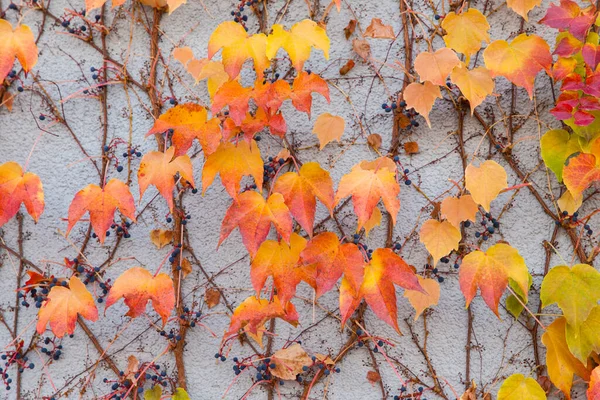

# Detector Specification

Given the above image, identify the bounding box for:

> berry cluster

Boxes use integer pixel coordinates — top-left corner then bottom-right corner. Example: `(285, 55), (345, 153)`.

(0, 341), (35, 391)
(471, 212), (500, 241)
(350, 234), (374, 260)
(262, 156), (286, 184)
(393, 384), (428, 399)
(40, 336), (66, 361)
(102, 362), (171, 399)
(393, 155), (413, 185)
(230, 0), (259, 28)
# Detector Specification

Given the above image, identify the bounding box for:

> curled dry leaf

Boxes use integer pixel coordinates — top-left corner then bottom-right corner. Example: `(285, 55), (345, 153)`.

(150, 229), (173, 249)
(339, 59), (355, 75)
(180, 258), (192, 278)
(204, 288), (221, 309)
(270, 343), (312, 380)
(352, 38), (371, 60)
(1, 91), (14, 111)
(366, 370), (381, 384)
(312, 113), (345, 149)
(367, 133), (382, 150)
(363, 18), (395, 39)
(403, 141), (419, 154)
(344, 19), (357, 39)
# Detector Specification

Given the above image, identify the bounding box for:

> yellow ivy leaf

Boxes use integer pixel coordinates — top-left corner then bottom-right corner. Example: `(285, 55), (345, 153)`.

(266, 20), (330, 71)
(497, 373), (547, 400)
(419, 219), (461, 264)
(506, 0), (542, 21)
(441, 8), (490, 60)
(414, 48), (460, 86)
(565, 305), (600, 363)
(450, 65), (495, 114)
(465, 160), (508, 212)
(557, 190), (582, 215)
(403, 276), (440, 320)
(403, 81), (442, 127)
(312, 113), (345, 149)
(440, 194), (479, 228)
(149, 229), (173, 249)
(363, 206), (382, 236)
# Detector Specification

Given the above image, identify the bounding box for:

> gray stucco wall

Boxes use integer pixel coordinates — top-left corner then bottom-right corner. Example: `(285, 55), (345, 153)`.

(0, 0), (597, 399)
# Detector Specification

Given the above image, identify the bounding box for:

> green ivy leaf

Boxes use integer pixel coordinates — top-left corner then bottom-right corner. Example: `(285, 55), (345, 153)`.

(540, 129), (581, 182)
(506, 273), (532, 319)
(144, 385), (162, 400)
(172, 388), (191, 400)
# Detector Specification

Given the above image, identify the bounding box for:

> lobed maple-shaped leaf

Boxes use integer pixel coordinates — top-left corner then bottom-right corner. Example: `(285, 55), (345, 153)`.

(266, 20), (330, 71)
(403, 276), (440, 320)
(219, 191), (292, 256)
(465, 160), (508, 212)
(540, 0), (596, 40)
(146, 103), (221, 156)
(419, 219), (461, 265)
(172, 47), (229, 97)
(273, 162), (334, 237)
(589, 367), (600, 400)
(335, 157), (400, 231)
(441, 8), (490, 60)
(269, 343), (313, 381)
(36, 276), (98, 338)
(251, 233), (306, 304)
(565, 305), (600, 362)
(226, 295), (298, 337)
(414, 48), (460, 86)
(497, 373), (547, 400)
(440, 194), (479, 228)
(208, 21), (269, 79)
(552, 57), (578, 82)
(0, 162), (44, 227)
(289, 71), (330, 116)
(550, 92), (600, 126)
(105, 267), (175, 326)
(483, 34), (552, 98)
(540, 129), (582, 182)
(253, 79), (292, 114)
(562, 137), (600, 197)
(363, 207), (382, 236)
(202, 139), (263, 199)
(541, 263), (600, 327)
(312, 113), (345, 149)
(459, 243), (529, 316)
(0, 20), (38, 83)
(138, 147), (194, 212)
(506, 0), (542, 20)
(66, 179), (136, 244)
(300, 232), (364, 298)
(450, 65), (495, 113)
(211, 80), (254, 125)
(403, 81), (442, 127)
(542, 317), (591, 399)
(363, 18), (395, 39)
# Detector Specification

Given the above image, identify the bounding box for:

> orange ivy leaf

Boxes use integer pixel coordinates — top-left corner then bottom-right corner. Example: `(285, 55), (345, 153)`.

(66, 179), (136, 244)
(300, 232), (364, 298)
(208, 21), (269, 79)
(105, 267), (175, 326)
(138, 147), (195, 211)
(312, 113), (345, 149)
(459, 243), (529, 316)
(449, 65), (495, 113)
(507, 0), (542, 20)
(173, 47), (229, 97)
(146, 103), (221, 156)
(363, 18), (395, 39)
(483, 34), (552, 98)
(414, 48), (460, 86)
(589, 366), (600, 400)
(211, 80), (254, 125)
(202, 139), (263, 199)
(403, 276), (440, 320)
(563, 138), (600, 197)
(403, 81), (442, 127)
(0, 162), (44, 227)
(266, 20), (330, 71)
(36, 276), (98, 338)
(251, 233), (307, 303)
(273, 162), (334, 237)
(226, 295), (298, 337)
(542, 317), (591, 399)
(335, 157), (400, 231)
(290, 71), (330, 116)
(419, 219), (461, 264)
(219, 191), (292, 256)
(465, 160), (508, 212)
(440, 194), (479, 228)
(441, 8), (490, 60)
(253, 79), (292, 113)
(0, 20), (38, 83)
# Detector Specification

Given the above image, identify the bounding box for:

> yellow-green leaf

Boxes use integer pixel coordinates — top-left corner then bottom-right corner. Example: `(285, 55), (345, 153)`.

(497, 373), (546, 400)
(540, 129), (581, 182)
(565, 305), (600, 363)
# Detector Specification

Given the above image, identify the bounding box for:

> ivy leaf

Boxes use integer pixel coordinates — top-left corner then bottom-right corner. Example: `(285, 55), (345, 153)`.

(143, 385), (162, 400)
(497, 373), (547, 400)
(506, 0), (542, 21)
(312, 113), (345, 149)
(459, 243), (529, 316)
(441, 8), (490, 60)
(540, 263), (600, 327)
(540, 129), (582, 182)
(363, 18), (395, 39)
(172, 388), (191, 400)
(440, 194), (479, 228)
(202, 140), (263, 199)
(269, 343), (312, 380)
(300, 232), (363, 298)
(207, 21), (269, 79)
(403, 81), (442, 127)
(557, 190), (582, 215)
(266, 20), (330, 71)
(540, 0), (596, 40)
(251, 233), (307, 303)
(449, 65), (495, 113)
(219, 191), (292, 256)
(0, 20), (38, 82)
(290, 71), (330, 116)
(542, 317), (591, 399)
(146, 104), (221, 156)
(335, 157), (400, 231)
(150, 229), (174, 249)
(273, 162), (334, 237)
(589, 366), (600, 400)
(414, 48), (460, 86)
(36, 276), (98, 338)
(403, 277), (440, 320)
(363, 206), (382, 236)
(211, 80), (254, 125)
(506, 272), (533, 319)
(226, 295), (298, 337)
(483, 34), (552, 98)
(419, 219), (461, 265)
(562, 138), (600, 197)
(253, 79), (292, 113)
(138, 147), (195, 211)
(173, 48), (229, 97)
(105, 267), (175, 326)
(0, 161), (44, 227)
(465, 160), (508, 212)
(66, 179), (136, 244)
(565, 305), (600, 362)
(582, 42), (600, 70)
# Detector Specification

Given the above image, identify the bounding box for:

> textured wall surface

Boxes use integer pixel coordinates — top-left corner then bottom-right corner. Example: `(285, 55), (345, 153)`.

(0, 0), (598, 399)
